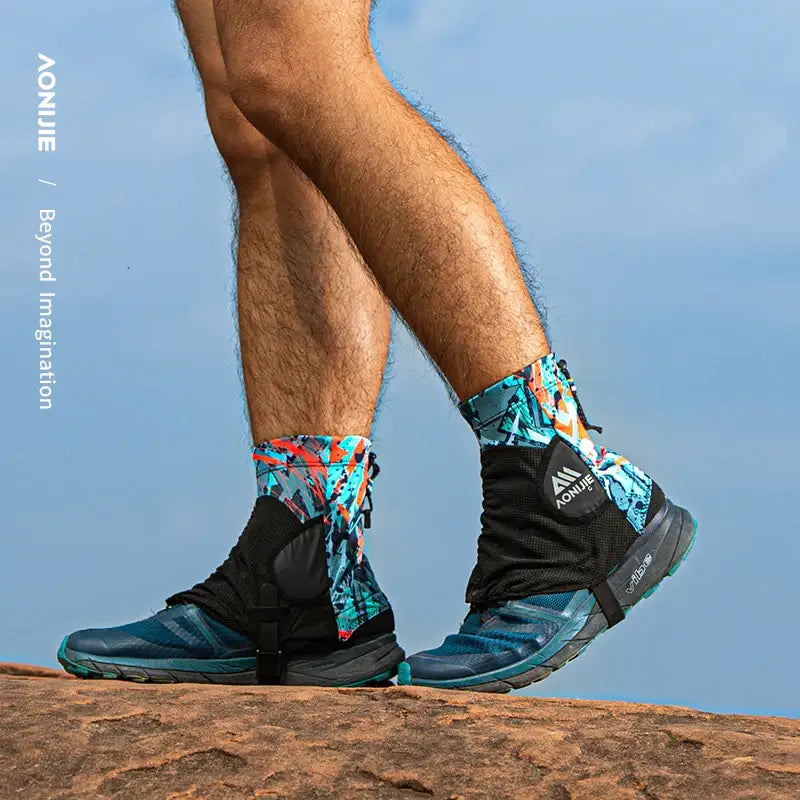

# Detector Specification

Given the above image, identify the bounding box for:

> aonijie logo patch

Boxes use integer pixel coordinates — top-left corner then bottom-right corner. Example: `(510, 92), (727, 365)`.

(543, 440), (606, 518)
(552, 467), (596, 510)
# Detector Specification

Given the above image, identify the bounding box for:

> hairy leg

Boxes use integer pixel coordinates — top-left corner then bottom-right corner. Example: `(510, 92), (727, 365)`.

(210, 0), (549, 400)
(175, 0), (391, 441)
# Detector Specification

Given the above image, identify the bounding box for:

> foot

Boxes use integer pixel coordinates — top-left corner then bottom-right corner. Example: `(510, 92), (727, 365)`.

(400, 501), (696, 692)
(59, 436), (404, 685)
(400, 354), (696, 692)
(59, 603), (403, 686)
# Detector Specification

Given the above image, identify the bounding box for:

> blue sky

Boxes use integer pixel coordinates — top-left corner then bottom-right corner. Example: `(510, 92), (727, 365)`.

(2, 1), (798, 717)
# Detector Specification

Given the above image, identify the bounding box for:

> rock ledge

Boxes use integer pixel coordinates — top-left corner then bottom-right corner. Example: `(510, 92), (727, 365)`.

(2, 664), (798, 799)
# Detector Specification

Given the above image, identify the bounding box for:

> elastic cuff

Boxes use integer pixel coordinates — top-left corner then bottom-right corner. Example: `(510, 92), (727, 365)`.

(252, 435), (372, 470)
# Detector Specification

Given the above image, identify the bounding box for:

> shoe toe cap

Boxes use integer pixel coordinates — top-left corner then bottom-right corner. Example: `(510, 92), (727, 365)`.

(404, 651), (480, 682)
(64, 628), (120, 657)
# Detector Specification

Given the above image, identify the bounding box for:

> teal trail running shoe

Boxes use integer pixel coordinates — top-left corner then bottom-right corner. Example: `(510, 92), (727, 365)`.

(59, 602), (403, 686)
(400, 502), (696, 692)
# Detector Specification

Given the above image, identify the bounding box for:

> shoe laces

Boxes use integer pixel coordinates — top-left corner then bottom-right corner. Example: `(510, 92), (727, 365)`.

(362, 451), (381, 529)
(557, 359), (603, 435)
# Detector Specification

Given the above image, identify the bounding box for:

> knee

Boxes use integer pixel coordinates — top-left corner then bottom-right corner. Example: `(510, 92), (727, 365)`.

(223, 52), (301, 140)
(218, 8), (372, 138)
(204, 93), (280, 181)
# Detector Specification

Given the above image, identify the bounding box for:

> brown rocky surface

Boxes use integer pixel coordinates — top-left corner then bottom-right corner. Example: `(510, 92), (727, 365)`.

(1, 664), (798, 800)
(0, 662), (70, 679)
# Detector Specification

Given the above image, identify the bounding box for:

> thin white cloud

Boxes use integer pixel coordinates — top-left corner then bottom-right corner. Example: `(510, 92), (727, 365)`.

(375, 1), (800, 243)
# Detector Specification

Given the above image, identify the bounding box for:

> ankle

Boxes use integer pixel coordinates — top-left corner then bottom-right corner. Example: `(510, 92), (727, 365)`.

(253, 435), (375, 528)
(168, 435), (392, 658)
(460, 355), (667, 602)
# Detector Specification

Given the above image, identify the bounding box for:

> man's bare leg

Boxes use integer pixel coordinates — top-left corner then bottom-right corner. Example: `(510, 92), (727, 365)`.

(210, 0), (548, 401)
(205, 0), (697, 694)
(177, 0), (390, 440)
(56, 0), (404, 687)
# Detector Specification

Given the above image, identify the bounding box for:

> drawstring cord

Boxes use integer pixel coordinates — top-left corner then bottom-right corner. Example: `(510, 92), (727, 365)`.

(362, 451), (381, 529)
(557, 359), (604, 435)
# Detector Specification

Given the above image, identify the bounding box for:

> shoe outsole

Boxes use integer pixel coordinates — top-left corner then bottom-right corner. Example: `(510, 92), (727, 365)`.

(58, 632), (405, 688)
(398, 501), (697, 693)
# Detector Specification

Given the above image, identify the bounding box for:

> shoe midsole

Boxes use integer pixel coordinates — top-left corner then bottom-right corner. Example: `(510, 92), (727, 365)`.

(62, 632), (404, 684)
